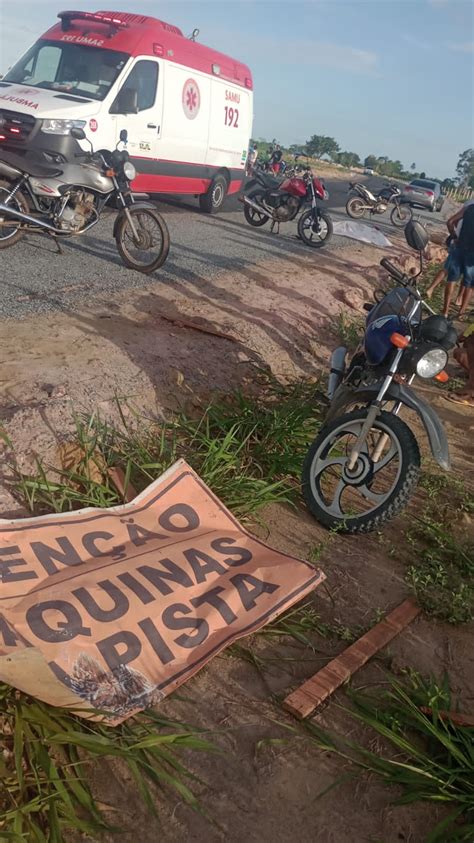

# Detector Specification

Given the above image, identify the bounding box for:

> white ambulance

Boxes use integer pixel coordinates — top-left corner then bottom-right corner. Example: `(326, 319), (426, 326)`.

(0, 10), (253, 212)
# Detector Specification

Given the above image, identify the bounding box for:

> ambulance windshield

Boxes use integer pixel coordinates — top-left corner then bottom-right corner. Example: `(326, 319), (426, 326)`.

(4, 40), (129, 101)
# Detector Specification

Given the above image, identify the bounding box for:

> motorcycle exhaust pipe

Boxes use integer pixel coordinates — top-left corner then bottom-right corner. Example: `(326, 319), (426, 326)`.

(327, 346), (347, 400)
(0, 202), (65, 235)
(238, 195), (274, 220)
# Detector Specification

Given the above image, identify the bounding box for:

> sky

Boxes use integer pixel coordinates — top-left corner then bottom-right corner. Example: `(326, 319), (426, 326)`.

(0, 0), (472, 178)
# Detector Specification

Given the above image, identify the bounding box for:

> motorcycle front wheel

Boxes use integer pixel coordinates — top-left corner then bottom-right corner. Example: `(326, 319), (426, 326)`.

(302, 408), (421, 534)
(390, 203), (413, 228)
(298, 209), (333, 248)
(243, 189), (269, 227)
(115, 207), (170, 274)
(346, 197), (366, 218)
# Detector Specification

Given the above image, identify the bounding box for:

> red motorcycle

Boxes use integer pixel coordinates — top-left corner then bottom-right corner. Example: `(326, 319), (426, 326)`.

(241, 167), (332, 248)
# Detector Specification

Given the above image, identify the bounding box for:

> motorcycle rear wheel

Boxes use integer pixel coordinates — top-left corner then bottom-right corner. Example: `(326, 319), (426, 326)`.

(302, 408), (421, 533)
(298, 209), (333, 248)
(346, 197), (366, 218)
(243, 189), (269, 227)
(115, 207), (170, 274)
(0, 180), (29, 249)
(390, 203), (413, 227)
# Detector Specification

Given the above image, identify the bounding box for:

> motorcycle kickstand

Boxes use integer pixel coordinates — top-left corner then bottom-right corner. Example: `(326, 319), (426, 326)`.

(48, 232), (64, 255)
(270, 220), (280, 235)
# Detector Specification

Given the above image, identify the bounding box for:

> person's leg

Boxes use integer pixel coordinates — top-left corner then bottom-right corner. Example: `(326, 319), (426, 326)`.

(459, 286), (474, 317)
(442, 281), (457, 317)
(441, 247), (462, 315)
(426, 267), (447, 298)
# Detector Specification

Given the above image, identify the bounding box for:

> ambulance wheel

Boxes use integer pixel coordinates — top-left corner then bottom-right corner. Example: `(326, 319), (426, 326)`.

(199, 175), (228, 214)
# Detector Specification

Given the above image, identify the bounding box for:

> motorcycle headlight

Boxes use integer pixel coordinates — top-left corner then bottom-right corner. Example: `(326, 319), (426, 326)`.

(123, 161), (136, 181)
(415, 347), (447, 378)
(42, 119), (86, 135)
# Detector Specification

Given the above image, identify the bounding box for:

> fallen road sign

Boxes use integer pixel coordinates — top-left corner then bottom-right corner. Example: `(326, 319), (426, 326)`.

(0, 460), (324, 723)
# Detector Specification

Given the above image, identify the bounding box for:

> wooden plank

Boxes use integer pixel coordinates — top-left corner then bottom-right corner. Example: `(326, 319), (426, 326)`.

(283, 598), (421, 719)
(419, 707), (474, 728)
(107, 467), (137, 503)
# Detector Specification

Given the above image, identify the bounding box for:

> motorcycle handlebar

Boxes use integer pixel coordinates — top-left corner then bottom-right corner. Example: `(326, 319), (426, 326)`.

(380, 258), (406, 283)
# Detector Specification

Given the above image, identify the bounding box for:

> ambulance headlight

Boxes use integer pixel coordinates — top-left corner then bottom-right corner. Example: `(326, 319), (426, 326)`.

(42, 119), (86, 135)
(123, 161), (136, 181)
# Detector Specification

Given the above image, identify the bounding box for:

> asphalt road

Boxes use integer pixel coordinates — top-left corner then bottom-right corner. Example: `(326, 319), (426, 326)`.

(0, 174), (449, 320)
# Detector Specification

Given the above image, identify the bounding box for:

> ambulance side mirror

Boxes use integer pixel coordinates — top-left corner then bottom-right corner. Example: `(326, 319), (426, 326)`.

(115, 88), (139, 115)
(70, 127), (86, 140)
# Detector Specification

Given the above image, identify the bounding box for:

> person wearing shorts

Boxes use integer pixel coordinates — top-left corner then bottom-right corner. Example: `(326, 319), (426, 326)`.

(427, 198), (474, 305)
(443, 204), (474, 318)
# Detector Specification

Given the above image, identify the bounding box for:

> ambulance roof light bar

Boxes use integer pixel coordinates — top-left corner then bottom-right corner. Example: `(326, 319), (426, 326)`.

(58, 10), (130, 32)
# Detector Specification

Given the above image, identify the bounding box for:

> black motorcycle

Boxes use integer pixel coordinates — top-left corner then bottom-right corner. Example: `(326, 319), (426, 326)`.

(302, 220), (457, 533)
(346, 182), (412, 228)
(0, 128), (170, 273)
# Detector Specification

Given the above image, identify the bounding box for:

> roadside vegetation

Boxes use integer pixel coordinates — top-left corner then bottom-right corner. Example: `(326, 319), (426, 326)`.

(1, 371), (473, 839)
(298, 672), (474, 842)
(0, 682), (215, 840)
(8, 372), (323, 520)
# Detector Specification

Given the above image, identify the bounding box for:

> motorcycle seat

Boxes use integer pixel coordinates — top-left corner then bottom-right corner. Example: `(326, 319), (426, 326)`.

(0, 150), (63, 178)
(256, 171), (280, 189)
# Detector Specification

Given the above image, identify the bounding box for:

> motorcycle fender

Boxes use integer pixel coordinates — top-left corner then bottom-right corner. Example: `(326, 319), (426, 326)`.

(113, 201), (157, 238)
(326, 382), (450, 470)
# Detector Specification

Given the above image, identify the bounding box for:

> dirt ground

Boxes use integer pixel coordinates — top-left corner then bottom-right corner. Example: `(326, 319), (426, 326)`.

(0, 229), (473, 842)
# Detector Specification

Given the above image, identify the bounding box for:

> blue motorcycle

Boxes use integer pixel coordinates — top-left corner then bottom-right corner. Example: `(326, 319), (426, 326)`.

(302, 221), (457, 534)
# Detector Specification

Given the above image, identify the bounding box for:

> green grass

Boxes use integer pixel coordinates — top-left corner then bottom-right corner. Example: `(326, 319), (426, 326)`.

(298, 673), (474, 842)
(8, 374), (323, 522)
(0, 682), (216, 840)
(404, 471), (473, 624)
(334, 310), (364, 352)
(0, 374), (325, 839)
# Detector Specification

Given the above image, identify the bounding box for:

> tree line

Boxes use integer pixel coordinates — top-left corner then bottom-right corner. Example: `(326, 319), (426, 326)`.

(255, 134), (474, 189)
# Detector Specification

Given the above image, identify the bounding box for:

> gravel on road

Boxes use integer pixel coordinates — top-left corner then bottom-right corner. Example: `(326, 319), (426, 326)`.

(0, 173), (450, 320)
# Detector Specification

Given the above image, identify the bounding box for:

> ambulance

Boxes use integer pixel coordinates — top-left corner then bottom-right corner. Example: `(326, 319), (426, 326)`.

(0, 10), (253, 212)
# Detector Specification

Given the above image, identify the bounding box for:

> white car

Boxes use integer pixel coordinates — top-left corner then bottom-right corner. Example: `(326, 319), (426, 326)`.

(364, 168), (375, 175)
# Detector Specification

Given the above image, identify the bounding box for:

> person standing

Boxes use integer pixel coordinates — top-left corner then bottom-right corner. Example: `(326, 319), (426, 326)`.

(427, 198), (474, 304)
(247, 142), (258, 175)
(442, 203), (474, 318)
(270, 144), (283, 174)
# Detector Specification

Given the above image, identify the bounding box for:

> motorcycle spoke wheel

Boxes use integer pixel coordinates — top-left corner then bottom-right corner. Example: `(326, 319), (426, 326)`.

(302, 409), (421, 533)
(391, 204), (412, 227)
(116, 208), (170, 274)
(346, 198), (366, 218)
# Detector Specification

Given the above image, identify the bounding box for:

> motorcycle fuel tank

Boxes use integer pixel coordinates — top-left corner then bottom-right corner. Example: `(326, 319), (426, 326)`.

(30, 164), (114, 197)
(280, 177), (307, 198)
(364, 287), (419, 366)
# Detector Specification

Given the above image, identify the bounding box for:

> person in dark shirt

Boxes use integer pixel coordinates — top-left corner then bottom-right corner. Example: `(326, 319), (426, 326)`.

(270, 144), (283, 174)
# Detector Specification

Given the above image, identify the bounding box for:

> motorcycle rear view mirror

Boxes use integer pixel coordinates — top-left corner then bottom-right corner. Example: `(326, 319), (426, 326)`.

(70, 127), (86, 140)
(405, 220), (429, 252)
(119, 128), (128, 144)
